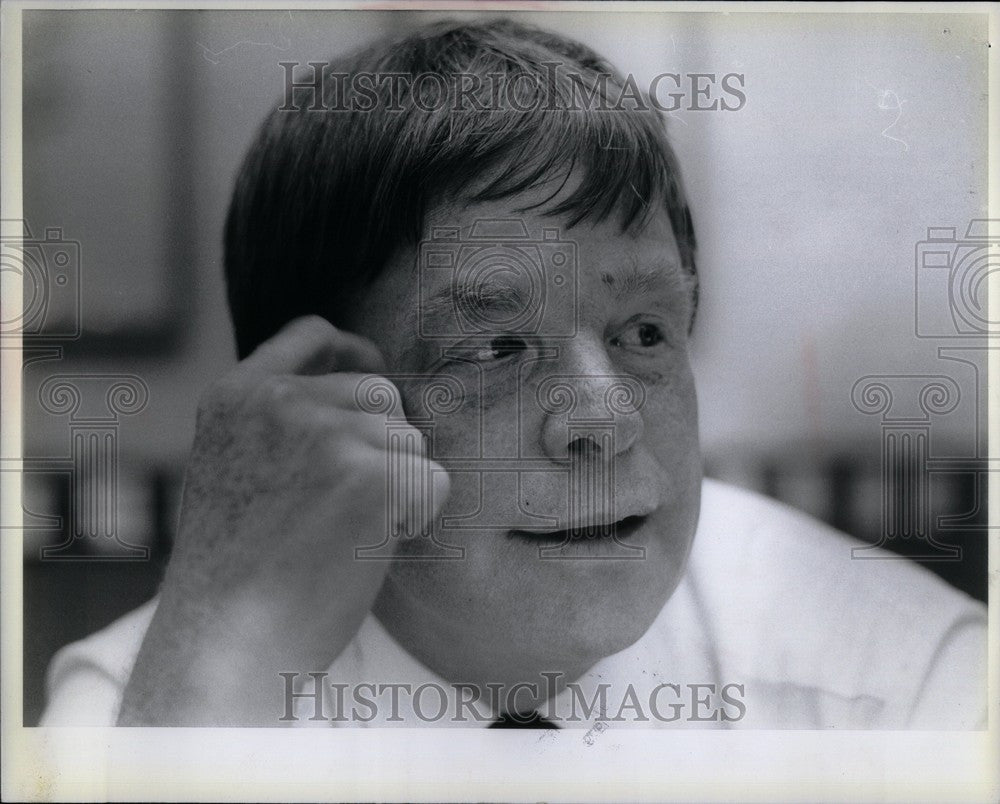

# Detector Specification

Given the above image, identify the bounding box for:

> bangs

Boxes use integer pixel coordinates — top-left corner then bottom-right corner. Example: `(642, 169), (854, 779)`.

(467, 101), (681, 234)
(367, 26), (687, 236)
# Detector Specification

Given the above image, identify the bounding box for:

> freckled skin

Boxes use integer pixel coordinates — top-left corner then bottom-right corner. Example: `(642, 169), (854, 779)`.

(346, 188), (702, 693)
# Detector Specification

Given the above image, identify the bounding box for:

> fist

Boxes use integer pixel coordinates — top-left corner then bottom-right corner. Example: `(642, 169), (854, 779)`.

(160, 315), (450, 674)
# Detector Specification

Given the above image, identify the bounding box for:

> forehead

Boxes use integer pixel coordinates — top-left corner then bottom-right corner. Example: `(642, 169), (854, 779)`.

(417, 197), (684, 331)
(417, 194), (684, 291)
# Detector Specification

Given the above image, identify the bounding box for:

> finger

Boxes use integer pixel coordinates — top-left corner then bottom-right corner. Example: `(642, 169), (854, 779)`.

(240, 315), (386, 377)
(290, 372), (409, 421)
(292, 402), (423, 451)
(388, 456), (451, 540)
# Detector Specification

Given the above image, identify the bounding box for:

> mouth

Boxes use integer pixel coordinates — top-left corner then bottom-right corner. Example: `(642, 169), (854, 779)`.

(508, 514), (649, 545)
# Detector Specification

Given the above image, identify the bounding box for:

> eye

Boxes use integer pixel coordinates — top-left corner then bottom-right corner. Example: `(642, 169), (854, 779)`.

(611, 322), (666, 350)
(468, 335), (531, 363)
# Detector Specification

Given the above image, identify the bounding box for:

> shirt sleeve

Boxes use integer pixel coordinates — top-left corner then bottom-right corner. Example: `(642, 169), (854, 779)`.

(38, 598), (159, 726)
(39, 662), (124, 726)
(906, 608), (989, 729)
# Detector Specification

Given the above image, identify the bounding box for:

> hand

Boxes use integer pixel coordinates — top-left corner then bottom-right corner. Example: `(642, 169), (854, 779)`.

(118, 316), (449, 725)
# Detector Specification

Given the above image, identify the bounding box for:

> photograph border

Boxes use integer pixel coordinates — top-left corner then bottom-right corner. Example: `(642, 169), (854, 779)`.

(2, 1), (997, 801)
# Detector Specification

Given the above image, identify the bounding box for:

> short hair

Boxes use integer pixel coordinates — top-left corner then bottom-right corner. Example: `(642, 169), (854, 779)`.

(224, 17), (698, 359)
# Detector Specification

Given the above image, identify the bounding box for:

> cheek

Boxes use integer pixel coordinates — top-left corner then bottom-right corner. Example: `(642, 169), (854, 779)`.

(409, 374), (546, 462)
(642, 359), (699, 446)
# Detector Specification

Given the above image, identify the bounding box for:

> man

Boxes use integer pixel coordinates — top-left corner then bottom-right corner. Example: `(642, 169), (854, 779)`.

(41, 18), (985, 728)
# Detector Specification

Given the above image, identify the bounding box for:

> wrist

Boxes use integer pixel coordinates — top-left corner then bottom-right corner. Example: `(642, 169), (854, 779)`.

(118, 593), (302, 726)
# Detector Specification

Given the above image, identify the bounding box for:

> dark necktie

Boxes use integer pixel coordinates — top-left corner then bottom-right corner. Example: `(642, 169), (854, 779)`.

(490, 711), (560, 728)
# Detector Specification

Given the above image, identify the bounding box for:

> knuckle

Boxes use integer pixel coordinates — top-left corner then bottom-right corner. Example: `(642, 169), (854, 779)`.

(251, 375), (300, 411)
(352, 374), (402, 417)
(290, 314), (337, 345)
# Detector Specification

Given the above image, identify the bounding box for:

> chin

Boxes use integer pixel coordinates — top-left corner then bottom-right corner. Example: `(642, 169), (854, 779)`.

(505, 504), (698, 669)
(535, 557), (683, 668)
(565, 614), (659, 664)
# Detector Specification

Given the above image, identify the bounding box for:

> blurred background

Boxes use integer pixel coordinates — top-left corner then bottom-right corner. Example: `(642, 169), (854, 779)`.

(15, 8), (990, 724)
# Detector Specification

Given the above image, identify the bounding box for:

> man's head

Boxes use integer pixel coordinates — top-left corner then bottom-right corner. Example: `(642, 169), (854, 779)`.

(224, 18), (702, 683)
(224, 17), (697, 358)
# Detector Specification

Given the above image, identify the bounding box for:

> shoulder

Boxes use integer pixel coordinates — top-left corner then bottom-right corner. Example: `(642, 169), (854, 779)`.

(686, 479), (986, 727)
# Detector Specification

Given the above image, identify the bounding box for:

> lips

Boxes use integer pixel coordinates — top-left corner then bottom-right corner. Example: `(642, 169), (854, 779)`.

(509, 514), (648, 544)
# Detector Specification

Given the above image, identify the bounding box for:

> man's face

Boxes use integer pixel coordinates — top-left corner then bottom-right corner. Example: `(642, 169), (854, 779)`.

(346, 183), (701, 675)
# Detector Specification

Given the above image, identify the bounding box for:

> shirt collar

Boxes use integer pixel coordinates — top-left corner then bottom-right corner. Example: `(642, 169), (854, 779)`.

(290, 568), (719, 729)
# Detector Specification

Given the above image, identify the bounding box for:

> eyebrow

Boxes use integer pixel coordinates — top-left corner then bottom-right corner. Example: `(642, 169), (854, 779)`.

(408, 255), (692, 339)
(412, 281), (534, 330)
(600, 257), (690, 303)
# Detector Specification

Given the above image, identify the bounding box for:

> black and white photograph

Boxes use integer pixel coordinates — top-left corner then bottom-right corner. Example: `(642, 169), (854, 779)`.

(1, 1), (996, 801)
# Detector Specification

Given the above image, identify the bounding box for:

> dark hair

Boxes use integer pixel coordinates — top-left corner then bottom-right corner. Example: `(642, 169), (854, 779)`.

(224, 17), (697, 359)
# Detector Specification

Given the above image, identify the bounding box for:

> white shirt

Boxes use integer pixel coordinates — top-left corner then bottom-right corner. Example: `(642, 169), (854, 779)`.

(40, 479), (987, 728)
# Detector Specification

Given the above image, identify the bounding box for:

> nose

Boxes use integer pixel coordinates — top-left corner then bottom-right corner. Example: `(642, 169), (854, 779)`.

(538, 369), (645, 463)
